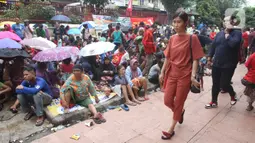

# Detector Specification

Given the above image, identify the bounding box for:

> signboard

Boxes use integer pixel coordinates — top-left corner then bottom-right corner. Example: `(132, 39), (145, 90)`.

(130, 17), (154, 27)
(92, 15), (131, 30)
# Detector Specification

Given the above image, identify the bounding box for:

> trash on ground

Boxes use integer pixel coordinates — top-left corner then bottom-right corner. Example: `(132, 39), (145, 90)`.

(51, 125), (65, 132)
(84, 121), (94, 127)
(70, 134), (80, 140)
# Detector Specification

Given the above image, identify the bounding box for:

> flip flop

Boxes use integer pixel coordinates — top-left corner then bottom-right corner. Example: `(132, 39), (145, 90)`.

(35, 117), (45, 126)
(10, 108), (18, 114)
(144, 97), (149, 101)
(24, 112), (35, 121)
(120, 104), (129, 111)
(93, 118), (102, 124)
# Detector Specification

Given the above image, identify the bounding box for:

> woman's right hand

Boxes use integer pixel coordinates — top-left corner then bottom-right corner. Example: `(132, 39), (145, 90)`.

(159, 73), (164, 83)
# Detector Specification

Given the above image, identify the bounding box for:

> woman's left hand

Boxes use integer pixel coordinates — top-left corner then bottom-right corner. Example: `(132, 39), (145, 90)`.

(191, 76), (200, 88)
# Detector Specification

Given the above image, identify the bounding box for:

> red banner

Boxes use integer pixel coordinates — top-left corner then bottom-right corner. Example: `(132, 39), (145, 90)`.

(130, 17), (154, 26)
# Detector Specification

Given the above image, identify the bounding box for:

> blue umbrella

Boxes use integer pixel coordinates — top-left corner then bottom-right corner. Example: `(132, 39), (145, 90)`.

(0, 38), (22, 49)
(51, 15), (71, 22)
(67, 28), (81, 35)
(79, 21), (96, 29)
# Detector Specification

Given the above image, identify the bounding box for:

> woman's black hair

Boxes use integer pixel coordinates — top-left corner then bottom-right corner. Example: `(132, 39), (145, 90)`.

(63, 58), (72, 65)
(117, 65), (124, 75)
(172, 10), (189, 23)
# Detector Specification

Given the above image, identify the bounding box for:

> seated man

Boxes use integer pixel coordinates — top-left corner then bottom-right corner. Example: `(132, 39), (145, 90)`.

(60, 65), (106, 124)
(16, 66), (53, 126)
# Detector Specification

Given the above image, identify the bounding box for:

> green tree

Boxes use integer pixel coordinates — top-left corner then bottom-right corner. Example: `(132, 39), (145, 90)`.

(3, 1), (56, 21)
(196, 0), (221, 26)
(160, 0), (191, 23)
(245, 7), (255, 28)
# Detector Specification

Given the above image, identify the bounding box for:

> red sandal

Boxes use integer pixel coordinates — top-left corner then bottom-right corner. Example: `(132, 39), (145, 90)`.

(161, 131), (175, 140)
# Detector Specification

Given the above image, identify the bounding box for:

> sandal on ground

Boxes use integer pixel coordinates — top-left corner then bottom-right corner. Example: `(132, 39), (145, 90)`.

(93, 118), (102, 124)
(179, 109), (185, 124)
(205, 102), (218, 109)
(161, 131), (175, 140)
(24, 111), (35, 121)
(144, 97), (149, 101)
(35, 117), (45, 126)
(10, 108), (18, 114)
(93, 113), (106, 124)
(126, 102), (137, 106)
(97, 113), (106, 123)
(120, 104), (129, 111)
(246, 106), (254, 111)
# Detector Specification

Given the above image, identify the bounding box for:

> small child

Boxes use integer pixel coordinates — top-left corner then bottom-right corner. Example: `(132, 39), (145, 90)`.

(197, 57), (207, 91)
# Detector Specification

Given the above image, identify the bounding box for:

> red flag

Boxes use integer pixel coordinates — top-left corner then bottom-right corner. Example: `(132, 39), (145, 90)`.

(126, 0), (133, 17)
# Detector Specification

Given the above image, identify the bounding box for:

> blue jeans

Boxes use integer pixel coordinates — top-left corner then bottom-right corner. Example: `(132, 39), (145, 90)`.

(17, 92), (52, 116)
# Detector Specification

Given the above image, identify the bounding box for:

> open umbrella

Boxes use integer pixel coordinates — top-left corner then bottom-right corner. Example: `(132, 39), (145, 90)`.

(67, 28), (81, 35)
(0, 38), (22, 49)
(79, 42), (115, 57)
(0, 21), (15, 28)
(51, 15), (71, 22)
(20, 37), (56, 50)
(33, 46), (79, 62)
(79, 21), (96, 29)
(0, 31), (22, 41)
(0, 49), (30, 59)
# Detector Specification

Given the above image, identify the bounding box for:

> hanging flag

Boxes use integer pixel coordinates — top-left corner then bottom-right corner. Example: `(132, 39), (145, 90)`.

(126, 0), (133, 17)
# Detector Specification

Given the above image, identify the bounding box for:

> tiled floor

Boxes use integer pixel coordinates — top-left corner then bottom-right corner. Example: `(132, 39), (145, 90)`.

(33, 65), (255, 143)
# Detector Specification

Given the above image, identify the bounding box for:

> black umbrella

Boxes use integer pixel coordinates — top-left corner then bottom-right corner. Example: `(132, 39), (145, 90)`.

(0, 49), (30, 59)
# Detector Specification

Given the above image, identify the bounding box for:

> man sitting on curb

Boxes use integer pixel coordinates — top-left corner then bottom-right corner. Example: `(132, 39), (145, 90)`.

(16, 65), (52, 126)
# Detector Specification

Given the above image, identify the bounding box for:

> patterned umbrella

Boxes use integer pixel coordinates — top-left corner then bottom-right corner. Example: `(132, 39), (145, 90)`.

(0, 38), (22, 49)
(33, 46), (79, 62)
(20, 37), (56, 50)
(51, 15), (71, 22)
(0, 31), (22, 41)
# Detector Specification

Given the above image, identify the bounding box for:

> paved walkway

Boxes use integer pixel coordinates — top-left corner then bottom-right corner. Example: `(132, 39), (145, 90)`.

(33, 65), (255, 143)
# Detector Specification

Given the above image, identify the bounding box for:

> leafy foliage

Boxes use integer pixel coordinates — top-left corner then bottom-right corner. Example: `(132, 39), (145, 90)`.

(160, 0), (191, 23)
(3, 1), (56, 21)
(244, 7), (255, 28)
(196, 0), (221, 26)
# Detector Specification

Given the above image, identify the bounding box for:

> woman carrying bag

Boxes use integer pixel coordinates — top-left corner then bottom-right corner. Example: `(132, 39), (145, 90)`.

(159, 10), (204, 140)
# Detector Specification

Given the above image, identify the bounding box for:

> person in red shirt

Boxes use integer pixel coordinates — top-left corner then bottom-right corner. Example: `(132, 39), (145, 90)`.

(242, 53), (255, 111)
(142, 24), (157, 75)
(209, 27), (217, 40)
(60, 58), (74, 85)
(242, 27), (250, 60)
